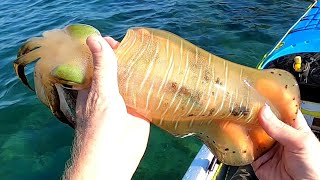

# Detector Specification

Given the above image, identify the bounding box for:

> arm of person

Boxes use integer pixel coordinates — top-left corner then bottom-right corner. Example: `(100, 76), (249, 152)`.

(62, 35), (150, 180)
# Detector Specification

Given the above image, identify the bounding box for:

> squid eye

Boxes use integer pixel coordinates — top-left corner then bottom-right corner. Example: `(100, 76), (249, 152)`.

(51, 64), (86, 84)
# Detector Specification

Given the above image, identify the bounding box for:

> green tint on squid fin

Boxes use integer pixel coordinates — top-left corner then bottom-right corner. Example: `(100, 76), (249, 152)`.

(65, 24), (100, 40)
(52, 64), (85, 84)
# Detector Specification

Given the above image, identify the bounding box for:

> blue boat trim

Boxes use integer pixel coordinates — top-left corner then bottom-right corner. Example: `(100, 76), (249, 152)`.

(257, 0), (318, 69)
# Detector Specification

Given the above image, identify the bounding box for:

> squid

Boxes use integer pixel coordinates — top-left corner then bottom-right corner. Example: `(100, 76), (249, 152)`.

(13, 24), (300, 166)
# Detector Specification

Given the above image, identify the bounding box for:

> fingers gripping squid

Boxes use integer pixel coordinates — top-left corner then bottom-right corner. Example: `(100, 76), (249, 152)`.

(13, 24), (300, 166)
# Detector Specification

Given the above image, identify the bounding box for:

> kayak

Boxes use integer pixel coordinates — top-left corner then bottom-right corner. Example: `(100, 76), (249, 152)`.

(184, 0), (320, 179)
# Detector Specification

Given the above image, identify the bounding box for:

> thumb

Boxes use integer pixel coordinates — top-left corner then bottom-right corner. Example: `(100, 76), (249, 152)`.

(86, 35), (119, 92)
(258, 105), (301, 147)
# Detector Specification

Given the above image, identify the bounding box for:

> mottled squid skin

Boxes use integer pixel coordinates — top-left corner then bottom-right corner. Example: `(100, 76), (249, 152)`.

(13, 24), (300, 166)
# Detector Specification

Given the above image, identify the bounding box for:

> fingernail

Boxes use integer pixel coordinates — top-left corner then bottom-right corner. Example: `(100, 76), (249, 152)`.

(262, 104), (273, 120)
(88, 36), (103, 53)
(94, 37), (103, 51)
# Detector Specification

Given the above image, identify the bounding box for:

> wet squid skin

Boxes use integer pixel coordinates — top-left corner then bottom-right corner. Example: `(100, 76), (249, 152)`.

(14, 24), (300, 166)
(117, 28), (300, 165)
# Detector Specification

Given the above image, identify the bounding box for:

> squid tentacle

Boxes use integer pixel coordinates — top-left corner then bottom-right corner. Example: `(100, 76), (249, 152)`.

(14, 48), (42, 91)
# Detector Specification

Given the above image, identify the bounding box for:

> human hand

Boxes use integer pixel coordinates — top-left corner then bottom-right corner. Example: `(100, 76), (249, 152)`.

(63, 35), (150, 180)
(252, 105), (320, 180)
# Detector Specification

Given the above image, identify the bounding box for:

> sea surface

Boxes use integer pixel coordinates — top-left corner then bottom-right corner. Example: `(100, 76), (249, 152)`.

(0, 0), (311, 179)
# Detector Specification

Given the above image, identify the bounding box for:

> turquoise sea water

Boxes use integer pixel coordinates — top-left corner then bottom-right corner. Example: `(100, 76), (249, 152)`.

(0, 0), (311, 179)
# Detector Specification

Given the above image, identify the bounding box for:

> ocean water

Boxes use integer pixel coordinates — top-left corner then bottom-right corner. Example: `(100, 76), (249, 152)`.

(0, 0), (311, 179)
